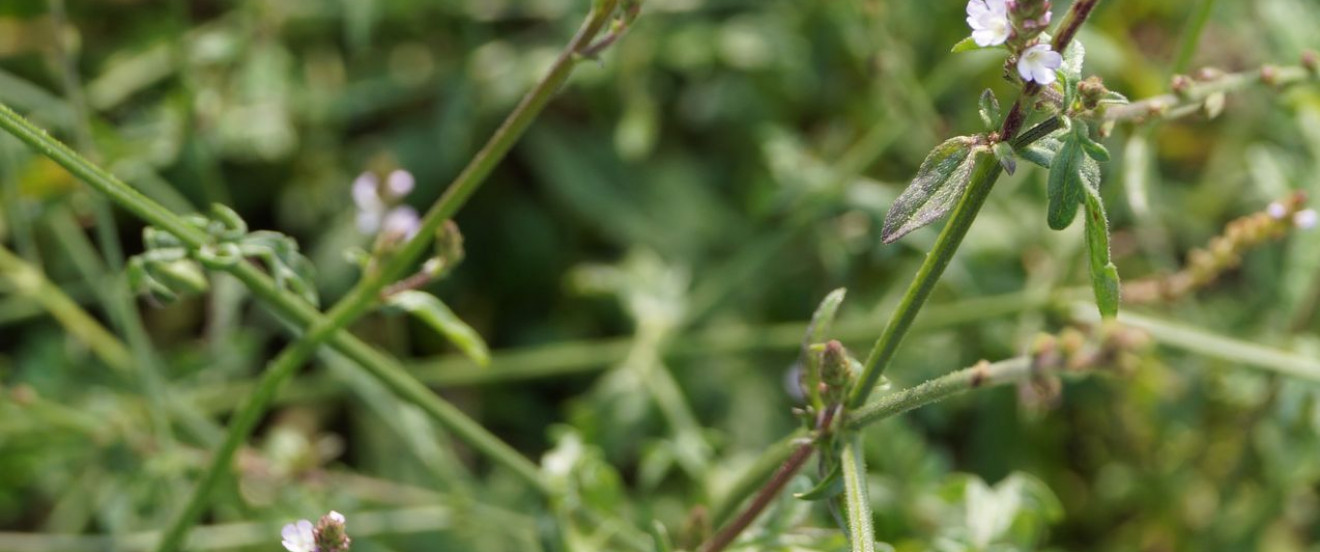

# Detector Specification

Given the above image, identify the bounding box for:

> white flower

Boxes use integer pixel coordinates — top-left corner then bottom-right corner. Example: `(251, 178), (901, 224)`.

(1018, 43), (1063, 84)
(1295, 208), (1317, 230)
(328, 510), (346, 524)
(966, 0), (1011, 47)
(281, 519), (316, 552)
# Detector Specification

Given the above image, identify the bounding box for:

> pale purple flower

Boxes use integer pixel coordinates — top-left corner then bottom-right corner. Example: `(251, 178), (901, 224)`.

(382, 206), (421, 240)
(281, 519), (316, 552)
(1296, 208), (1317, 230)
(385, 170), (415, 199)
(966, 0), (1010, 47)
(352, 170), (418, 237)
(1267, 202), (1288, 219)
(1018, 43), (1063, 84)
(328, 511), (346, 524)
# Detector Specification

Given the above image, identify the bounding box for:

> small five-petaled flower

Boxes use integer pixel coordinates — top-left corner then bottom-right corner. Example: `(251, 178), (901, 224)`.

(965, 0), (1064, 85)
(966, 0), (1010, 47)
(1017, 43), (1063, 85)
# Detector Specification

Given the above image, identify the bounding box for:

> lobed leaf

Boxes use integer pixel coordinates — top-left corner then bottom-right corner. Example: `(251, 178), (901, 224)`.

(881, 136), (981, 244)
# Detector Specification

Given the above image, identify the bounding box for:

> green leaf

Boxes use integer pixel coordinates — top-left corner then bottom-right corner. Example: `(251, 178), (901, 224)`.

(1018, 134), (1064, 168)
(649, 521), (674, 552)
(802, 288), (846, 407)
(1082, 186), (1121, 318)
(1060, 40), (1086, 82)
(881, 136), (981, 244)
(387, 290), (491, 367)
(1046, 132), (1085, 230)
(951, 36), (982, 53)
(804, 288), (847, 350)
(795, 462), (844, 501)
(992, 141), (1017, 175)
(1075, 121), (1111, 162)
(978, 89), (1001, 130)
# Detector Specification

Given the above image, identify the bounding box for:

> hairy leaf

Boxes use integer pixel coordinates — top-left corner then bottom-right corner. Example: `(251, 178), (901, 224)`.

(1083, 186), (1120, 318)
(1019, 134), (1065, 168)
(882, 136), (980, 243)
(1047, 133), (1085, 230)
(993, 141), (1017, 175)
(794, 462), (844, 501)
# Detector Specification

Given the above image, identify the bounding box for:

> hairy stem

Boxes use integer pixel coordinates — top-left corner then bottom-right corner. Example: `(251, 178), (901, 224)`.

(848, 157), (1004, 407)
(847, 358), (1033, 430)
(839, 434), (877, 552)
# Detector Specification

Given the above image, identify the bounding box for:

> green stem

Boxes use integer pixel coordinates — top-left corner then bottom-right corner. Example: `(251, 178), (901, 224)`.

(839, 434), (876, 552)
(847, 357), (1033, 430)
(708, 430), (811, 528)
(0, 244), (134, 372)
(0, 49), (549, 552)
(848, 157), (1004, 408)
(1071, 304), (1320, 381)
(153, 5), (621, 550)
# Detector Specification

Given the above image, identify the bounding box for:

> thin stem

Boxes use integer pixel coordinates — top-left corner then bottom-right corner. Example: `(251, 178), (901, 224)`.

(153, 5), (621, 551)
(698, 439), (816, 552)
(848, 157), (1004, 408)
(0, 244), (134, 372)
(847, 357), (1033, 430)
(707, 430), (811, 528)
(847, 0), (1106, 408)
(1071, 305), (1320, 381)
(0, 55), (552, 552)
(1104, 65), (1314, 123)
(839, 434), (877, 552)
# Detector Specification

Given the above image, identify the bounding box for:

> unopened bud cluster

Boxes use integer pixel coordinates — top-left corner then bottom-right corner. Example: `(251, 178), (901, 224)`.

(1126, 193), (1313, 303)
(1004, 0), (1052, 51)
(1020, 323), (1150, 410)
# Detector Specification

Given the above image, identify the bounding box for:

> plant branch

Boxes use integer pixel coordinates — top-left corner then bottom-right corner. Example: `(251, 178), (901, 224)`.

(0, 244), (133, 372)
(839, 434), (877, 552)
(848, 157), (1004, 407)
(847, 358), (1032, 430)
(152, 4), (622, 551)
(698, 436), (817, 552)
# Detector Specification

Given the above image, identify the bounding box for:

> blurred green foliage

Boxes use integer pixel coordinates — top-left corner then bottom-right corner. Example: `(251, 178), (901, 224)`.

(1, 0), (1320, 550)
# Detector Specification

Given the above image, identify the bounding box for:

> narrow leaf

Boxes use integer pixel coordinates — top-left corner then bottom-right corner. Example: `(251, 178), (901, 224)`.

(1076, 122), (1110, 162)
(1082, 187), (1121, 318)
(1018, 135), (1064, 168)
(992, 141), (1017, 175)
(649, 521), (674, 552)
(1046, 133), (1085, 230)
(795, 463), (844, 501)
(387, 291), (491, 367)
(804, 288), (847, 350)
(881, 136), (980, 243)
